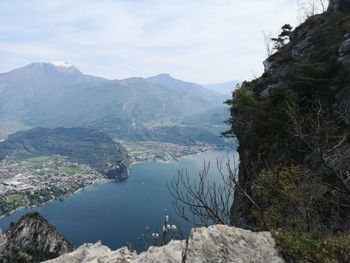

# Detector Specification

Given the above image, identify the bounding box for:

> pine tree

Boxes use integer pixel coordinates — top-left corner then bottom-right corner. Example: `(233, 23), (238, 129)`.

(271, 24), (293, 51)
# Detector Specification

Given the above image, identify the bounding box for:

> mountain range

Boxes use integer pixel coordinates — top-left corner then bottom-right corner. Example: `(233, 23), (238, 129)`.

(0, 62), (235, 146)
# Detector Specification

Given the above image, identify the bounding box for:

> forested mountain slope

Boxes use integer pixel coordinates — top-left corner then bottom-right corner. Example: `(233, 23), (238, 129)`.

(0, 127), (130, 179)
(0, 63), (229, 145)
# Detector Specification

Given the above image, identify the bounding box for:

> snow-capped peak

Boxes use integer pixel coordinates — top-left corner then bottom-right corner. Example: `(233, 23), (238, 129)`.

(50, 61), (72, 69)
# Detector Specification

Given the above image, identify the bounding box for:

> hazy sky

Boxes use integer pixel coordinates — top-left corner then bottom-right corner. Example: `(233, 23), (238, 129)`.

(0, 0), (298, 83)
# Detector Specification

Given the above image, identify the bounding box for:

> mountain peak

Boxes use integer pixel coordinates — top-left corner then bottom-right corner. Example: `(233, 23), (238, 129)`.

(153, 73), (173, 79)
(24, 62), (81, 75)
(50, 61), (73, 69)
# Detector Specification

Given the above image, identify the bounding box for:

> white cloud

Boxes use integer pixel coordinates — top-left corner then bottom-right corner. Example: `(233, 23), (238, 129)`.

(0, 0), (298, 83)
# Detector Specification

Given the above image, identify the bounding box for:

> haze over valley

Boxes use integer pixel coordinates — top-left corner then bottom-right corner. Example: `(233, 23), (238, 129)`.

(0, 61), (235, 218)
(0, 62), (233, 149)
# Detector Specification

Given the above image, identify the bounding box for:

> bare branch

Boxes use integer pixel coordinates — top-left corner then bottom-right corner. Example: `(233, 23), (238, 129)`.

(168, 158), (237, 227)
(262, 31), (274, 57)
(285, 95), (350, 221)
(297, 0), (329, 23)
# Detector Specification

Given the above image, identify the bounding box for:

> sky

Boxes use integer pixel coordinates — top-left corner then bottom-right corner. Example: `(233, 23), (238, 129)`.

(0, 0), (299, 83)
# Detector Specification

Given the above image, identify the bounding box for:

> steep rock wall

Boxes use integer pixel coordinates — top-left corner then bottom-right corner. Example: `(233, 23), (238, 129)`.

(229, 2), (350, 229)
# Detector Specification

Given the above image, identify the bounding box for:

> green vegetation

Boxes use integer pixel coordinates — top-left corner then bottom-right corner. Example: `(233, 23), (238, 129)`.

(22, 156), (67, 169)
(27, 156), (58, 162)
(224, 10), (350, 263)
(16, 212), (50, 225)
(58, 166), (84, 176)
(272, 231), (350, 263)
(225, 82), (291, 155)
(0, 62), (228, 147)
(271, 24), (293, 51)
(253, 165), (327, 232)
(225, 10), (350, 226)
(20, 156), (84, 175)
(6, 194), (24, 202)
(0, 149), (109, 217)
(150, 125), (227, 147)
(0, 127), (130, 178)
(0, 194), (26, 215)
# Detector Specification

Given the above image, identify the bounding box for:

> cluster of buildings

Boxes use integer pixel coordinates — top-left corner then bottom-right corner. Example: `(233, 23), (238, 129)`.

(0, 157), (109, 216)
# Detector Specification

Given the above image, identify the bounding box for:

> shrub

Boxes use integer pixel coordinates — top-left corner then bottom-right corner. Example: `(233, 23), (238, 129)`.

(254, 165), (328, 232)
(273, 231), (350, 263)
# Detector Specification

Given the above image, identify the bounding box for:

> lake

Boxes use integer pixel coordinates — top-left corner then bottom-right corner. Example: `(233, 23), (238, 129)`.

(0, 149), (237, 252)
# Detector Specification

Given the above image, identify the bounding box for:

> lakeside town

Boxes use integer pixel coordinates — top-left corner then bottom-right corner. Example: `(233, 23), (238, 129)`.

(0, 141), (219, 217)
(118, 140), (217, 164)
(0, 156), (110, 217)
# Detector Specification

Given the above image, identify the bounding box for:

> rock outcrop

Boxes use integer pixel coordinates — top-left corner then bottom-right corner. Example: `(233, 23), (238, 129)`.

(328, 0), (350, 12)
(45, 225), (284, 263)
(338, 33), (350, 66)
(0, 212), (73, 262)
(228, 1), (350, 230)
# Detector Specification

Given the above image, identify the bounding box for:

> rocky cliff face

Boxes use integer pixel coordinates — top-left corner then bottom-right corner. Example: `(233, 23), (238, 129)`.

(0, 212), (73, 262)
(328, 0), (350, 12)
(229, 0), (350, 229)
(44, 225), (284, 263)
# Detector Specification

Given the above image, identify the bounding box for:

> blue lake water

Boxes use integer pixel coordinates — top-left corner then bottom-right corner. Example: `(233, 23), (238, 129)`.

(0, 150), (237, 251)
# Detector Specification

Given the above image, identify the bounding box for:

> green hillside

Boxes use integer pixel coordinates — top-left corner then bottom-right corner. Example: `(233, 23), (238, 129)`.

(0, 127), (130, 179)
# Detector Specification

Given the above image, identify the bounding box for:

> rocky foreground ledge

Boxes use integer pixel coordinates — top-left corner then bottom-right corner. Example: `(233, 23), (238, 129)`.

(44, 225), (284, 263)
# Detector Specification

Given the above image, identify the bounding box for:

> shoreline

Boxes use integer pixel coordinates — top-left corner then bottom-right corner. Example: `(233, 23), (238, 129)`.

(0, 148), (222, 221)
(0, 178), (112, 221)
(129, 146), (221, 167)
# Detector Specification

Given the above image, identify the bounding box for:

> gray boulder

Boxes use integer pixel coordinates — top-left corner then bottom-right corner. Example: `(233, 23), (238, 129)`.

(184, 225), (284, 263)
(44, 225), (284, 263)
(42, 242), (137, 263)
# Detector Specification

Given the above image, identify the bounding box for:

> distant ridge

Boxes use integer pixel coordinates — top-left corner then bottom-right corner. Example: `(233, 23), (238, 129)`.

(0, 62), (233, 146)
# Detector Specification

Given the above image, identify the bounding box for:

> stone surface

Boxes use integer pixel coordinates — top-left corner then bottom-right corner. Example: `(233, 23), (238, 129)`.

(328, 0), (350, 12)
(136, 240), (185, 263)
(338, 55), (350, 65)
(292, 36), (313, 57)
(263, 59), (272, 72)
(338, 38), (350, 65)
(336, 86), (350, 125)
(260, 88), (270, 98)
(44, 225), (284, 263)
(0, 212), (73, 262)
(184, 225), (284, 263)
(43, 242), (137, 263)
(230, 0), (350, 231)
(339, 39), (350, 56)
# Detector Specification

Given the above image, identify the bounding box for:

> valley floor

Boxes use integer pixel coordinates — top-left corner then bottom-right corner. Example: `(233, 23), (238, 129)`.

(118, 140), (217, 164)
